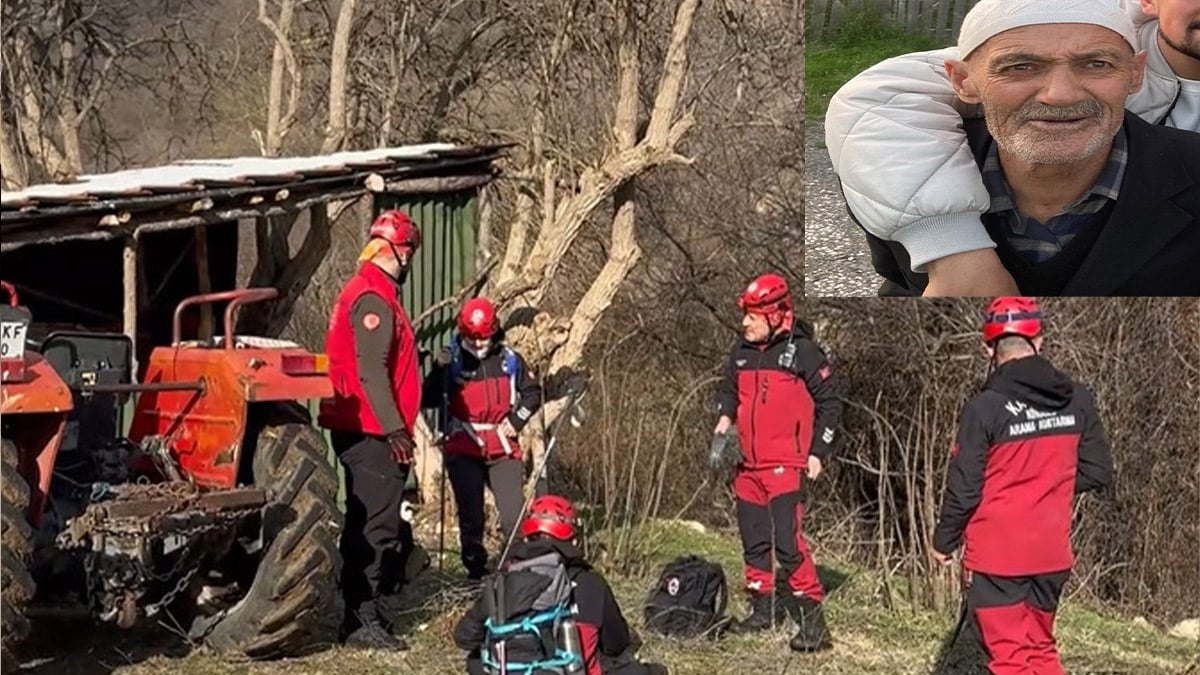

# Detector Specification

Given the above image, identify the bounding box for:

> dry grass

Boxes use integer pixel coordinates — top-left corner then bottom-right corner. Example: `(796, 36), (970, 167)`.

(9, 522), (1196, 675)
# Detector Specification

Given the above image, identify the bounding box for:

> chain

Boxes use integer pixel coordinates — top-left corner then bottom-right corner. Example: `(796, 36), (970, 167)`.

(83, 503), (263, 622)
(144, 564), (201, 617)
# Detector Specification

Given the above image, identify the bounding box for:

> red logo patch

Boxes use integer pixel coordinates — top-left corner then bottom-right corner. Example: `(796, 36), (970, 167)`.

(818, 365), (832, 381)
(362, 313), (381, 330)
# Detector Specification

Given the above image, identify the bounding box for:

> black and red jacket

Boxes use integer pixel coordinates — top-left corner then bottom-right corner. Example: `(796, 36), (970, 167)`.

(422, 341), (541, 460)
(716, 330), (845, 469)
(454, 539), (633, 675)
(934, 355), (1113, 576)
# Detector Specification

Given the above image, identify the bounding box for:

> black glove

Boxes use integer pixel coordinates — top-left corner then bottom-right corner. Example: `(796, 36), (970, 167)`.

(708, 432), (744, 472)
(708, 433), (730, 471)
(386, 429), (415, 464)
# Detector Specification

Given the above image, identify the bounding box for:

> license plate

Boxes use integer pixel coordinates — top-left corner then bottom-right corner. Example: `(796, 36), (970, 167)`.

(1, 321), (28, 360)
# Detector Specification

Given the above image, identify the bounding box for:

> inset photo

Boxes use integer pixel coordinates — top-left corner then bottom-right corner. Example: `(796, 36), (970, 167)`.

(805, 0), (1200, 297)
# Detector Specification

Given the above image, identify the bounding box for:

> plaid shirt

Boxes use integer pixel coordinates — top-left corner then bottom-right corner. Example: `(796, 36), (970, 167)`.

(982, 128), (1127, 264)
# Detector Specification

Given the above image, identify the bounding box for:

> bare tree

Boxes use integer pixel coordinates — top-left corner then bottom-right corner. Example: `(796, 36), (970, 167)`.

(254, 0), (303, 156)
(1, 0), (176, 185)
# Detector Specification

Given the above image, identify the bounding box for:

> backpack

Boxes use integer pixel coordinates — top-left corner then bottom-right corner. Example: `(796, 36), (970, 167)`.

(448, 332), (521, 406)
(642, 555), (729, 638)
(481, 551), (584, 674)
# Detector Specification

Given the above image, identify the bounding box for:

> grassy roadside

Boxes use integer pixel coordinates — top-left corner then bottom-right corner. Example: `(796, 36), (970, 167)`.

(16, 520), (1197, 675)
(805, 8), (944, 124)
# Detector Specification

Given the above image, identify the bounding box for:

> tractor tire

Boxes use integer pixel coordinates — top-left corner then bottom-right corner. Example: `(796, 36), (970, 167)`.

(196, 418), (343, 659)
(1, 437), (35, 672)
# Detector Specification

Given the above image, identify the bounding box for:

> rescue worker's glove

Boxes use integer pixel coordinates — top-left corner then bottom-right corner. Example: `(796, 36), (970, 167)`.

(386, 429), (415, 464)
(708, 432), (743, 472)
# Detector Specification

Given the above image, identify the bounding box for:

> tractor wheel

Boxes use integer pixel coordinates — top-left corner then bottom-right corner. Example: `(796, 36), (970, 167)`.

(1, 437), (36, 671)
(195, 413), (343, 659)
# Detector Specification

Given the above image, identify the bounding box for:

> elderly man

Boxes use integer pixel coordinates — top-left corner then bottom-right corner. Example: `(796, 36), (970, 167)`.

(826, 0), (1200, 296)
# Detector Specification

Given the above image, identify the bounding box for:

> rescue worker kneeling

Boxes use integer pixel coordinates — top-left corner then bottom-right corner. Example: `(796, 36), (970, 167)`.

(454, 496), (669, 675)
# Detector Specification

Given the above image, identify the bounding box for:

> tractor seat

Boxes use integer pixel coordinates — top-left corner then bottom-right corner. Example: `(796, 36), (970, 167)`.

(177, 335), (304, 350)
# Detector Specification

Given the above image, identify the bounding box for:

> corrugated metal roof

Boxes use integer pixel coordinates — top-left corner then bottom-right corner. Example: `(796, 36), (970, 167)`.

(0, 142), (464, 208)
(0, 142), (509, 250)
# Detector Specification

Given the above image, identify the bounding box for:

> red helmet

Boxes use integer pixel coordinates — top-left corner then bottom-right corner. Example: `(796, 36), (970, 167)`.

(738, 273), (792, 317)
(368, 209), (422, 251)
(982, 296), (1043, 343)
(457, 297), (498, 340)
(520, 495), (577, 541)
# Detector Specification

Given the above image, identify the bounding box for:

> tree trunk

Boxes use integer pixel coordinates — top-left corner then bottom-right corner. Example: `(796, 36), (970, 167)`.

(321, 0), (359, 154)
(15, 66), (70, 180)
(0, 121), (27, 190)
(548, 0), (642, 373)
(259, 0), (301, 156)
(55, 0), (84, 177)
(239, 206), (334, 337)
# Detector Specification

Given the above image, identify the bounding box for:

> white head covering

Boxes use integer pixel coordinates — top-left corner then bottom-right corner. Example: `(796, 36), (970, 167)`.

(957, 0), (1138, 58)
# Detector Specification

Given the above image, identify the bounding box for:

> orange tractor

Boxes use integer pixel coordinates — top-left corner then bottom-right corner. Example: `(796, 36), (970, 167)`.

(1, 284), (343, 664)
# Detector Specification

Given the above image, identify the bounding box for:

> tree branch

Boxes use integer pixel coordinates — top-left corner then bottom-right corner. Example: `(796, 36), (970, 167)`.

(645, 0), (699, 145)
(548, 0), (642, 373)
(413, 257), (499, 329)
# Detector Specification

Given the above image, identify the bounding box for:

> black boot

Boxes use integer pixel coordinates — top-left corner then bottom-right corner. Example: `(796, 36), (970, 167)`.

(731, 593), (785, 633)
(463, 545), (490, 581)
(786, 594), (832, 652)
(344, 601), (409, 651)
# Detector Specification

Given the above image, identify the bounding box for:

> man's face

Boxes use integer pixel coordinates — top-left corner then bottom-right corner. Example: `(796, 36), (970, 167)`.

(465, 336), (492, 356)
(1144, 0), (1200, 62)
(742, 312), (771, 343)
(947, 24), (1146, 165)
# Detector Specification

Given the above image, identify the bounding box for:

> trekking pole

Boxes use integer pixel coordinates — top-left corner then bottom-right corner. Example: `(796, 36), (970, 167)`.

(497, 377), (590, 568)
(438, 344), (453, 572)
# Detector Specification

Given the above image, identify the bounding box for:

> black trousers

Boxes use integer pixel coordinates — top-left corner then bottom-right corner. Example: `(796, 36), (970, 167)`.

(967, 570), (1071, 675)
(332, 432), (414, 615)
(445, 454), (524, 574)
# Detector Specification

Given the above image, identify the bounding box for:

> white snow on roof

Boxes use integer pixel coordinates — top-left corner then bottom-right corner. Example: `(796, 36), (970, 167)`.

(0, 143), (463, 207)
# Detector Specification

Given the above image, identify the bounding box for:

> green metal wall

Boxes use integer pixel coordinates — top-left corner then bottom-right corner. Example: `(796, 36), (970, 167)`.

(372, 190), (480, 378)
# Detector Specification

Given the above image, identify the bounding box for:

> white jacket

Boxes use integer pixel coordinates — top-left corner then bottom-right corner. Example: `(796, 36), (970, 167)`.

(824, 19), (1184, 271)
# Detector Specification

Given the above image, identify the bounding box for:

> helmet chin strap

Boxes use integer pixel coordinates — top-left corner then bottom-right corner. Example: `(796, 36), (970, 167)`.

(385, 243), (410, 284)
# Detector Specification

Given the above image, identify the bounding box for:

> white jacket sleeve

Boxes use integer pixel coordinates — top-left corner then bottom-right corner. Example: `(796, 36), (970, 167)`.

(1122, 0), (1152, 27)
(824, 47), (996, 272)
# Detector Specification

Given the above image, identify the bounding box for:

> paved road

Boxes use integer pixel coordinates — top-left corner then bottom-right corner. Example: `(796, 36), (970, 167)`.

(804, 120), (879, 297)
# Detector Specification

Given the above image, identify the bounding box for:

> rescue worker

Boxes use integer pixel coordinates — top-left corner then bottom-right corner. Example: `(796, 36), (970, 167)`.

(711, 272), (844, 651)
(453, 495), (669, 675)
(423, 297), (542, 580)
(932, 297), (1113, 675)
(318, 209), (422, 651)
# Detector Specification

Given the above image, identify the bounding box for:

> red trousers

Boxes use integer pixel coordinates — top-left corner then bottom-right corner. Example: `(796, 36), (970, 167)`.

(969, 570), (1070, 675)
(733, 466), (824, 601)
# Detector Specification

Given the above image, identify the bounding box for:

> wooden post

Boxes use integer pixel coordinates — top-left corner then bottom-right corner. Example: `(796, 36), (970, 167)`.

(123, 234), (139, 377)
(194, 224), (213, 340)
